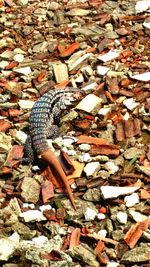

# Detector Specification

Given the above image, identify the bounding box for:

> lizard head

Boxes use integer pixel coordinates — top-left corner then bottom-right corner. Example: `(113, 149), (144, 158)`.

(59, 88), (84, 109)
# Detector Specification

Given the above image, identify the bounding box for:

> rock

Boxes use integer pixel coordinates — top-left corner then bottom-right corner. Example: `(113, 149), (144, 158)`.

(21, 177), (40, 204)
(121, 243), (150, 263)
(76, 94), (103, 115)
(19, 210), (47, 222)
(83, 188), (101, 202)
(69, 243), (99, 267)
(52, 63), (69, 83)
(129, 210), (148, 222)
(105, 161), (119, 174)
(0, 132), (12, 153)
(123, 98), (139, 111)
(124, 193), (139, 207)
(79, 143), (91, 152)
(0, 233), (20, 261)
(101, 186), (140, 199)
(117, 211), (128, 224)
(84, 207), (98, 221)
(123, 147), (146, 159)
(84, 162), (101, 177)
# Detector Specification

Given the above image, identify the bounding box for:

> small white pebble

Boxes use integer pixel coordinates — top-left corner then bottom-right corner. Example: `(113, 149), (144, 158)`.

(78, 153), (91, 163)
(13, 54), (24, 63)
(84, 207), (98, 221)
(105, 161), (119, 174)
(106, 261), (119, 267)
(97, 229), (107, 237)
(79, 143), (91, 152)
(117, 211), (128, 224)
(123, 98), (139, 111)
(97, 213), (106, 220)
(84, 162), (101, 177)
(124, 193), (139, 207)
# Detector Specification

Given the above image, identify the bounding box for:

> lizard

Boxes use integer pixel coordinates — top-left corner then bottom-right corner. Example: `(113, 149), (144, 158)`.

(24, 88), (82, 210)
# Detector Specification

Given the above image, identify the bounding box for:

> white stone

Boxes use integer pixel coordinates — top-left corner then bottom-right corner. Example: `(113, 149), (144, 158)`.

(79, 143), (91, 152)
(135, 1), (150, 13)
(32, 235), (48, 246)
(131, 72), (150, 82)
(39, 205), (52, 212)
(124, 193), (139, 207)
(106, 262), (119, 267)
(98, 107), (111, 116)
(123, 98), (139, 111)
(97, 65), (109, 75)
(97, 213), (106, 220)
(78, 153), (92, 163)
(23, 203), (35, 209)
(117, 211), (128, 224)
(84, 162), (100, 177)
(101, 186), (140, 199)
(76, 94), (103, 114)
(98, 50), (120, 62)
(97, 229), (107, 237)
(15, 130), (27, 144)
(19, 210), (47, 222)
(18, 99), (35, 109)
(129, 210), (148, 222)
(75, 74), (84, 83)
(0, 232), (20, 261)
(13, 54), (24, 62)
(0, 60), (8, 69)
(105, 161), (119, 174)
(84, 207), (98, 221)
(143, 20), (150, 29)
(14, 66), (32, 75)
(68, 52), (92, 71)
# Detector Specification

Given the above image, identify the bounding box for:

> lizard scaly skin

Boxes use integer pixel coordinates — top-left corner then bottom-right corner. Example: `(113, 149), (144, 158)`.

(26, 88), (81, 209)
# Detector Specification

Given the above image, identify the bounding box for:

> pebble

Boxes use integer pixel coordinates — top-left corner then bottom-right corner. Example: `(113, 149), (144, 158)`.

(123, 98), (139, 111)
(79, 143), (91, 152)
(101, 185), (140, 199)
(97, 229), (107, 237)
(13, 53), (24, 63)
(97, 213), (106, 220)
(14, 66), (32, 75)
(116, 211), (128, 224)
(78, 153), (92, 163)
(84, 162), (101, 177)
(105, 161), (119, 174)
(129, 210), (148, 222)
(19, 210), (47, 222)
(106, 262), (119, 267)
(124, 193), (140, 207)
(84, 207), (98, 221)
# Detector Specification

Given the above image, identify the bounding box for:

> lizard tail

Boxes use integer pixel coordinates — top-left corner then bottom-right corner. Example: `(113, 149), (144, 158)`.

(41, 149), (76, 210)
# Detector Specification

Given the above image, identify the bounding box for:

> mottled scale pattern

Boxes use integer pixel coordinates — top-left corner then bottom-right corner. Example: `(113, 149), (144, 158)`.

(29, 88), (78, 156)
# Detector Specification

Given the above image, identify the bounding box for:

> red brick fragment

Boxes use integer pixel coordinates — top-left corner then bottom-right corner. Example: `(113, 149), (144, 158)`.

(41, 179), (54, 204)
(59, 42), (80, 57)
(124, 219), (149, 249)
(69, 228), (81, 248)
(77, 135), (107, 145)
(0, 119), (11, 132)
(5, 145), (24, 168)
(90, 144), (120, 156)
